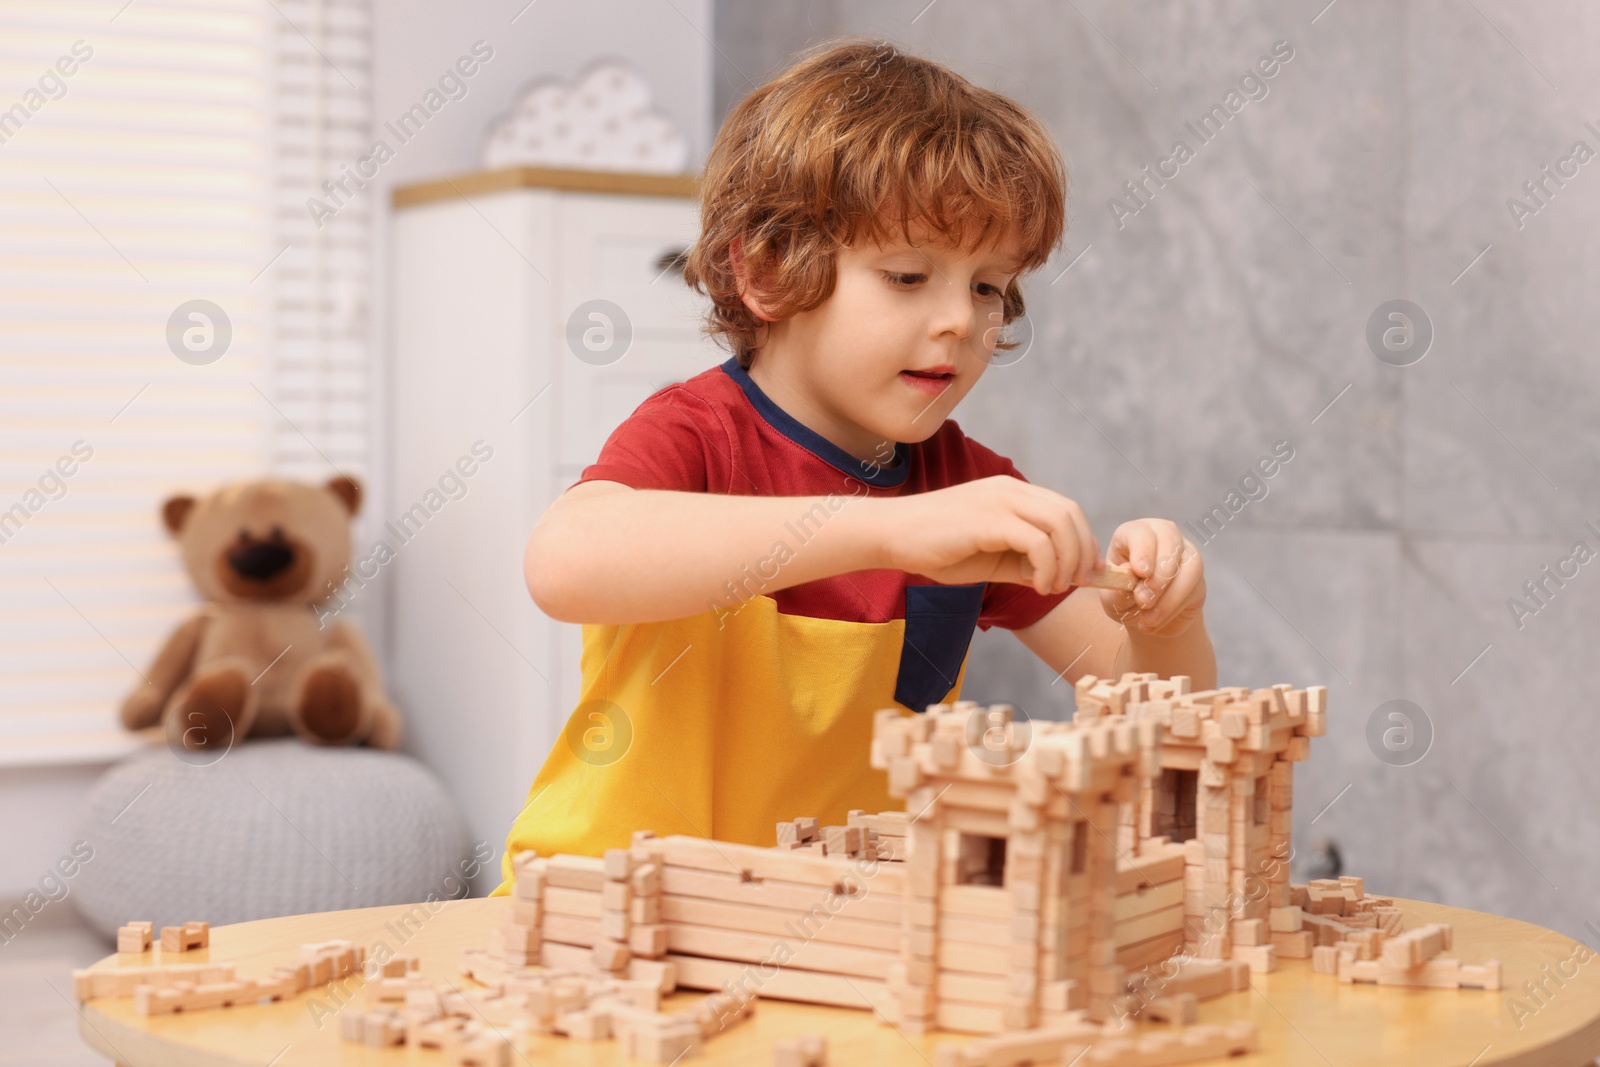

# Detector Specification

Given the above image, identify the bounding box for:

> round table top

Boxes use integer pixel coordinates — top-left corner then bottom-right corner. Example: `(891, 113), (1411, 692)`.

(76, 895), (1600, 1067)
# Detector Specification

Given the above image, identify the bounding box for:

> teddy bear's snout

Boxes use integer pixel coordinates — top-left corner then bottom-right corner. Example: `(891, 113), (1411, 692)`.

(216, 529), (316, 600)
(228, 539), (295, 581)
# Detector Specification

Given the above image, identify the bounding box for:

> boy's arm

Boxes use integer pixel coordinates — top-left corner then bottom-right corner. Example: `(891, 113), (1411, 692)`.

(526, 480), (889, 623)
(1012, 591), (1218, 690)
(525, 475), (1101, 625)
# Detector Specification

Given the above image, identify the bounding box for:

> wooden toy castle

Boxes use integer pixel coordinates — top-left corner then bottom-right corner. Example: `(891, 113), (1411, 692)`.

(494, 673), (1338, 1037)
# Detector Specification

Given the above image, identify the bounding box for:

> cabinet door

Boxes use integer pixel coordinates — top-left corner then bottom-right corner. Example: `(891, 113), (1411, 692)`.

(551, 193), (725, 468)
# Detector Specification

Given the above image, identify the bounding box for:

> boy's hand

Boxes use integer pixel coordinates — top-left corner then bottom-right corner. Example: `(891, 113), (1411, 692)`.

(1099, 519), (1205, 637)
(877, 475), (1100, 596)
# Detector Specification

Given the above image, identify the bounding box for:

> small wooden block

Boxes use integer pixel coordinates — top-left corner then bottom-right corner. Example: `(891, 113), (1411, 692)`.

(773, 1033), (828, 1067)
(602, 880), (633, 910)
(363, 1010), (406, 1047)
(380, 955), (419, 978)
(593, 937), (630, 972)
(603, 848), (635, 881)
(117, 921), (154, 954)
(1232, 918), (1267, 946)
(1145, 992), (1198, 1025)
(1268, 906), (1303, 933)
(1270, 930), (1314, 958)
(1231, 943), (1276, 973)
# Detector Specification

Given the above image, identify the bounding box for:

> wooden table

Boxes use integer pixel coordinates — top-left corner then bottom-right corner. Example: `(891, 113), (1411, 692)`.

(76, 896), (1600, 1067)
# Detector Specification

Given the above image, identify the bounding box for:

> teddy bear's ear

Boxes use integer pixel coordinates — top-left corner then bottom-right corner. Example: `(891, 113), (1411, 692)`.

(161, 495), (197, 536)
(325, 475), (363, 517)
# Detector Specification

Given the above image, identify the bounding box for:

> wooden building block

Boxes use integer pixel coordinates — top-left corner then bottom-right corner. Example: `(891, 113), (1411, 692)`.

(616, 1013), (703, 1063)
(592, 937), (630, 972)
(117, 921), (153, 954)
(604, 848), (636, 881)
(1380, 923), (1451, 968)
(380, 954), (419, 978)
(1232, 918), (1267, 946)
(1231, 943), (1276, 973)
(602, 880), (633, 910)
(363, 1010), (406, 1047)
(1156, 958), (1248, 1000)
(1145, 992), (1198, 1025)
(159, 921), (210, 953)
(629, 923), (670, 958)
(773, 1033), (828, 1067)
(411, 1017), (468, 1048)
(446, 1025), (512, 1066)
(1268, 906), (1302, 933)
(1270, 930), (1314, 958)
(1341, 956), (1501, 990)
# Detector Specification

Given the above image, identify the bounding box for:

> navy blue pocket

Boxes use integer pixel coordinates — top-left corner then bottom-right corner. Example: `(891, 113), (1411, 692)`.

(894, 583), (986, 713)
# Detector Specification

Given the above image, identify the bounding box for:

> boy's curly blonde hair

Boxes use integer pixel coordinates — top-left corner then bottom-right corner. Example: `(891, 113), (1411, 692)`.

(682, 37), (1068, 369)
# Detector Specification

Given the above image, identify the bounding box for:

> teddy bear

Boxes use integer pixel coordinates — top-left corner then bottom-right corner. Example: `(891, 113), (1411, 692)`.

(120, 475), (402, 753)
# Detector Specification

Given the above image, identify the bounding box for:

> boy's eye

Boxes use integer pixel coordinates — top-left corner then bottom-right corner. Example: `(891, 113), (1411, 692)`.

(881, 272), (1007, 298)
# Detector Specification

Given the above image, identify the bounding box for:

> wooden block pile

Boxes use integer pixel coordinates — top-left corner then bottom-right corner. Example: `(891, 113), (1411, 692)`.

(339, 991), (510, 1065)
(849, 809), (908, 860)
(73, 960), (238, 1001)
(79, 937), (366, 1016)
(338, 958), (682, 1063)
(1317, 921), (1502, 990)
(773, 813), (898, 861)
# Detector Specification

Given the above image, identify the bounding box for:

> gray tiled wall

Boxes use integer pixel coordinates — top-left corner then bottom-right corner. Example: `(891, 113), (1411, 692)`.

(714, 0), (1600, 946)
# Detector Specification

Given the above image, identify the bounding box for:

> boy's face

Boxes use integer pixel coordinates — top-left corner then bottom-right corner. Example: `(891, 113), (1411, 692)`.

(746, 219), (1025, 463)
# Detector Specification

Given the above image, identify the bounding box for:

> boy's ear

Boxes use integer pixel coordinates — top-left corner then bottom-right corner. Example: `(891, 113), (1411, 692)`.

(729, 235), (779, 322)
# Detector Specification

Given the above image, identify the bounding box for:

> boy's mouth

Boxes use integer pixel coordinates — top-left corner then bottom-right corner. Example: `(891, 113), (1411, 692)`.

(900, 365), (955, 396)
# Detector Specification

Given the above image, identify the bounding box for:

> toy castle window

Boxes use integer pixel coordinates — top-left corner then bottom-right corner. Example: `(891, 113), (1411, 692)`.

(1070, 825), (1087, 874)
(1154, 767), (1199, 843)
(955, 832), (1006, 886)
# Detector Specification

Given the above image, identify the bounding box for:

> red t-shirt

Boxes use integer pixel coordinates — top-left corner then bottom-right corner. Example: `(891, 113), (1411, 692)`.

(576, 356), (1072, 654)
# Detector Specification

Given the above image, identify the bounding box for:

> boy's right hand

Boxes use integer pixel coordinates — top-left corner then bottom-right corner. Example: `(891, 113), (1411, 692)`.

(875, 475), (1101, 596)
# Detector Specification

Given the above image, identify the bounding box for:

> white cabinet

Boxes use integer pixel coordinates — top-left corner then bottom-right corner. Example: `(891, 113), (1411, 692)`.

(389, 169), (719, 888)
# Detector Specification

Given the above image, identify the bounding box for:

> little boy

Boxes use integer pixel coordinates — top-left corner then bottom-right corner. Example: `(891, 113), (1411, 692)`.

(494, 39), (1213, 892)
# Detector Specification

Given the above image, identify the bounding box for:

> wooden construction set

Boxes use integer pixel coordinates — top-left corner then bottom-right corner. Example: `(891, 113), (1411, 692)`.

(71, 673), (1504, 1065)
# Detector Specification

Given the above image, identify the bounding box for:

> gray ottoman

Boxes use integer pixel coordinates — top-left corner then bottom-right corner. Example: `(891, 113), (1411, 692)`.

(71, 738), (471, 938)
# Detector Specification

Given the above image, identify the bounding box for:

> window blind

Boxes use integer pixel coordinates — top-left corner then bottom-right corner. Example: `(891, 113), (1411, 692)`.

(0, 0), (371, 749)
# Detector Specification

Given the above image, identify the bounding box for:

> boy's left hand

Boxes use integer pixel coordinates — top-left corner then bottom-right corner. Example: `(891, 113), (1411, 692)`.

(1099, 518), (1205, 637)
